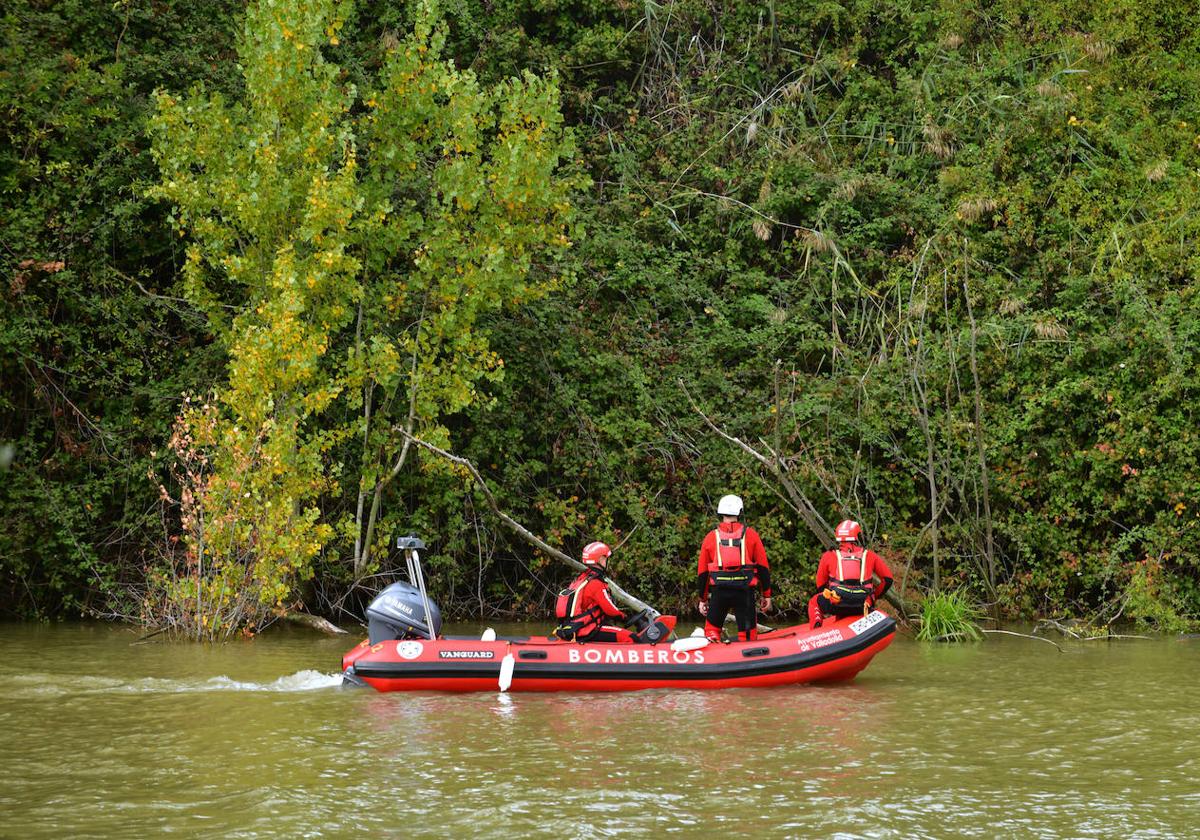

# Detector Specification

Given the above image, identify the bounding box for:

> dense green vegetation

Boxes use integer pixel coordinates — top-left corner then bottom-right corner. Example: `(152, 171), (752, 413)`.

(4, 0), (1199, 633)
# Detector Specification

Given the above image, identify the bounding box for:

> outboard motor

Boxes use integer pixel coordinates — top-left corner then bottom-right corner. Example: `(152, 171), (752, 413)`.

(363, 535), (442, 643)
(343, 535), (442, 688)
(366, 581), (443, 643)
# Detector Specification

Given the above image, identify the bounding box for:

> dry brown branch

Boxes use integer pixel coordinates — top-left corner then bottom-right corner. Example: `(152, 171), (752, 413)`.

(397, 430), (658, 616)
(1035, 617), (1083, 637)
(680, 377), (831, 543)
(282, 612), (348, 635)
(981, 629), (1064, 651)
(679, 379), (911, 620)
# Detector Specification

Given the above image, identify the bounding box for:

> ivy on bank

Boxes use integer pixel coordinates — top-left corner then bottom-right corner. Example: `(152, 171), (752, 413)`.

(3, 0), (1199, 634)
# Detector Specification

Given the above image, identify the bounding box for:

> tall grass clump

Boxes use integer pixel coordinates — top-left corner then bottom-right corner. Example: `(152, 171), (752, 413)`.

(917, 591), (983, 642)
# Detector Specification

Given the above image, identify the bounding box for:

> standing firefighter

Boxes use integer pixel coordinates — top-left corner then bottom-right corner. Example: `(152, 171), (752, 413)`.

(697, 495), (772, 642)
(808, 519), (894, 628)
(554, 542), (634, 644)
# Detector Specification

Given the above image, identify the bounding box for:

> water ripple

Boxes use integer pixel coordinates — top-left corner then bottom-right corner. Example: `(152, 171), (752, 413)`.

(3, 669), (343, 697)
(3, 626), (1199, 837)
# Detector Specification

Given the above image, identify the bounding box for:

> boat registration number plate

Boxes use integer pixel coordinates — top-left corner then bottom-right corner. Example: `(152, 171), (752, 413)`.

(849, 611), (887, 634)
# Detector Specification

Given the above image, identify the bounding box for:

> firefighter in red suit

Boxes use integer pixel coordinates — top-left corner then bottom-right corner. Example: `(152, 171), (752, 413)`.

(554, 541), (634, 643)
(697, 495), (772, 642)
(808, 519), (893, 628)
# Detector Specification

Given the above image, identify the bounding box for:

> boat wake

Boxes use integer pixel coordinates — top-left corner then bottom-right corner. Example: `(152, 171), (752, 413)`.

(177, 670), (345, 693)
(6, 669), (343, 697)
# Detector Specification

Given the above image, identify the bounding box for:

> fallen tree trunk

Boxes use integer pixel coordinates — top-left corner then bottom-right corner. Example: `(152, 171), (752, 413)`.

(402, 432), (777, 633)
(399, 431), (659, 617)
(282, 612), (348, 635)
(681, 377), (912, 622)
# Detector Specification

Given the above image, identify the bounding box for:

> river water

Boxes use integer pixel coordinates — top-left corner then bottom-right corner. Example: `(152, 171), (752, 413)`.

(1, 621), (1197, 838)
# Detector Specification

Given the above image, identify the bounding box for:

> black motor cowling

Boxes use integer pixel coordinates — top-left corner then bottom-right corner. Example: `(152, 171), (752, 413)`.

(366, 581), (443, 643)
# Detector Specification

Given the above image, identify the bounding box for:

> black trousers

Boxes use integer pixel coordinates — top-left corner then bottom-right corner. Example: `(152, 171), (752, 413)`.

(706, 587), (756, 635)
(815, 592), (869, 619)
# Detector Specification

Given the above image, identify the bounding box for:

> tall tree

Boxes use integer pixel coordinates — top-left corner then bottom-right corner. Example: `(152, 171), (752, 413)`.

(342, 6), (582, 579)
(147, 0), (579, 637)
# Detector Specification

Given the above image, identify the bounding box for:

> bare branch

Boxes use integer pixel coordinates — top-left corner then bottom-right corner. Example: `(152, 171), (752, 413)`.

(679, 377), (831, 542)
(281, 612), (348, 635)
(398, 430), (659, 616)
(680, 377), (911, 621)
(981, 629), (1064, 651)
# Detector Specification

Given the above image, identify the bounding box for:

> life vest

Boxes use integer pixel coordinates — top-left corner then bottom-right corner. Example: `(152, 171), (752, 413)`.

(554, 572), (604, 641)
(704, 525), (758, 589)
(825, 547), (874, 613)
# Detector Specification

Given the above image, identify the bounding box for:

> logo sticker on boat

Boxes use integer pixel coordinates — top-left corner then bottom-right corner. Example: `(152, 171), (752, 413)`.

(849, 611), (887, 634)
(396, 640), (424, 659)
(798, 629), (843, 652)
(438, 650), (495, 659)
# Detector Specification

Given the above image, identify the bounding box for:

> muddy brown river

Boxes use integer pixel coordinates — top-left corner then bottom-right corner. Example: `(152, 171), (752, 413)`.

(1, 622), (1196, 837)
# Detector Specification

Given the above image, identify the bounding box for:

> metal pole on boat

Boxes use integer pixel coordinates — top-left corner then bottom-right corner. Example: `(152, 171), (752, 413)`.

(398, 535), (437, 641)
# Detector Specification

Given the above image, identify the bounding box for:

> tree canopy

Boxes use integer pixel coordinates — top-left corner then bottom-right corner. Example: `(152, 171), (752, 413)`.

(3, 0), (1199, 633)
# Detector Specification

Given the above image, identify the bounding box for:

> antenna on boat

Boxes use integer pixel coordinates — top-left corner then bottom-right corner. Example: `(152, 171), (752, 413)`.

(397, 535), (437, 641)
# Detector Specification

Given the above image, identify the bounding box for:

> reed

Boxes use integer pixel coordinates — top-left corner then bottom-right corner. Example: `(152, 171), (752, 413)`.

(917, 590), (983, 642)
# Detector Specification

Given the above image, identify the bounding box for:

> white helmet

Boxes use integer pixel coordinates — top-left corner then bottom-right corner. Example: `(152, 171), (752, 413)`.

(716, 494), (744, 517)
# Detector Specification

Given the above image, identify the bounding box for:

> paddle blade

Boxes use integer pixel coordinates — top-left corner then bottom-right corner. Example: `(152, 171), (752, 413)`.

(671, 636), (710, 653)
(498, 652), (515, 692)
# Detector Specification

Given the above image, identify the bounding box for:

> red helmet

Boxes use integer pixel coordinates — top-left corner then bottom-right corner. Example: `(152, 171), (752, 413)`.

(581, 541), (612, 566)
(835, 520), (862, 543)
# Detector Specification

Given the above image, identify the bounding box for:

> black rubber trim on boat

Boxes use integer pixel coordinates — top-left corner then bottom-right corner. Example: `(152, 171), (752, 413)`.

(351, 617), (896, 683)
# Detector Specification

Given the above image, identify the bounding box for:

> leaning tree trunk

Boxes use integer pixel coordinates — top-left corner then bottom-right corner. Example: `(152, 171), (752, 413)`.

(398, 432), (659, 616)
(682, 378), (912, 621)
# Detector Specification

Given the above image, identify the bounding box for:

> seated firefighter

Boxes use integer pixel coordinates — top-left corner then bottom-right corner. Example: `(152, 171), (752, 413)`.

(554, 542), (634, 644)
(808, 519), (894, 628)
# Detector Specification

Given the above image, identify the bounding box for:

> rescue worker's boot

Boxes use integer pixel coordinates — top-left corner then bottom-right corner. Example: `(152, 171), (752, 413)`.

(704, 622), (722, 643)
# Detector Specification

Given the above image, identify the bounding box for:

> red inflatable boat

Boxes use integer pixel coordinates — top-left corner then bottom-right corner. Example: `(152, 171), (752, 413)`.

(341, 610), (896, 693)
